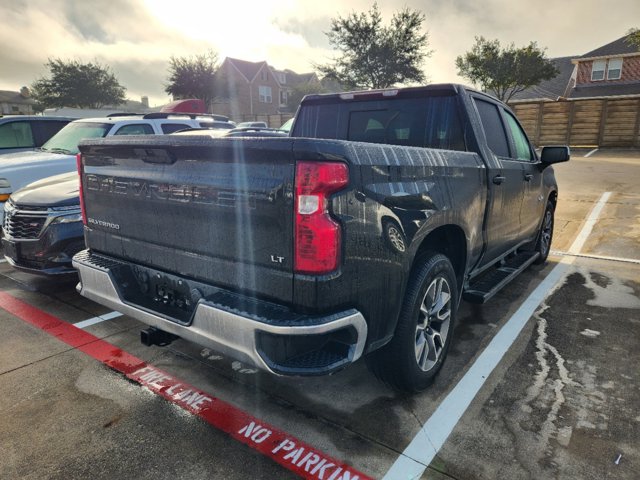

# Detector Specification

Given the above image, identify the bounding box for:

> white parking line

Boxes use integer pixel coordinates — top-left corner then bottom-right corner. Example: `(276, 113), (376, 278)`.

(584, 148), (598, 158)
(567, 192), (611, 255)
(383, 192), (612, 480)
(74, 311), (123, 329)
(0, 259), (7, 264)
(551, 250), (640, 265)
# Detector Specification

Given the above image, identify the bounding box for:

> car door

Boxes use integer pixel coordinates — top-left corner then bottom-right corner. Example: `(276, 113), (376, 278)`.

(501, 109), (545, 242)
(472, 97), (524, 267)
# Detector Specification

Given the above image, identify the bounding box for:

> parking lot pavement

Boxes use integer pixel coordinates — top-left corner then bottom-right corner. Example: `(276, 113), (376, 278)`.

(431, 257), (640, 480)
(0, 149), (638, 479)
(0, 275), (390, 479)
(0, 313), (299, 480)
(552, 149), (640, 257)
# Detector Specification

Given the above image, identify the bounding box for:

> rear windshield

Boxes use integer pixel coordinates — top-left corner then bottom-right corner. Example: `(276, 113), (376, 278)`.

(41, 122), (111, 155)
(294, 95), (466, 151)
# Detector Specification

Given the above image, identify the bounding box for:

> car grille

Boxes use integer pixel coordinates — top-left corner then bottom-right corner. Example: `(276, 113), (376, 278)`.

(3, 205), (48, 239)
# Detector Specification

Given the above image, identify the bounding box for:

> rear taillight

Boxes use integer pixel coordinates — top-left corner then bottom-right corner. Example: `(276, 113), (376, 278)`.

(294, 161), (348, 274)
(76, 153), (87, 225)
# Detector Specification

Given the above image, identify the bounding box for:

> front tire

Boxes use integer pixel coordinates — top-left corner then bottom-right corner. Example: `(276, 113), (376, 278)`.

(367, 252), (458, 392)
(533, 201), (554, 265)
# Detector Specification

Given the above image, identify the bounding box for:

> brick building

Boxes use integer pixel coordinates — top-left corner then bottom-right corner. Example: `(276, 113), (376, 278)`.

(512, 33), (640, 102)
(571, 34), (640, 99)
(211, 58), (318, 119)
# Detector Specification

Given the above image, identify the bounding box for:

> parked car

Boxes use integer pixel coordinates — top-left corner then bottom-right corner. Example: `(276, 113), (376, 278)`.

(2, 118), (285, 275)
(171, 128), (232, 138)
(0, 115), (75, 155)
(236, 121), (268, 128)
(279, 118), (294, 133)
(2, 172), (82, 275)
(197, 120), (237, 130)
(225, 127), (288, 137)
(73, 84), (569, 392)
(0, 113), (218, 223)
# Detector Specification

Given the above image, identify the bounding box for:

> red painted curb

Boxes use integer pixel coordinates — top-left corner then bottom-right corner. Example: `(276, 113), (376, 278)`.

(0, 292), (372, 480)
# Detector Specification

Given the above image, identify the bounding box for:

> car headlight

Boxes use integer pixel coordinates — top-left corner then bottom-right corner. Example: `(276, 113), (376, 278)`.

(51, 212), (83, 224)
(0, 178), (11, 202)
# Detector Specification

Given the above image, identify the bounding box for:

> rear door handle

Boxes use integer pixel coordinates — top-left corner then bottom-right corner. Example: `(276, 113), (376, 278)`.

(524, 174), (533, 182)
(493, 175), (506, 185)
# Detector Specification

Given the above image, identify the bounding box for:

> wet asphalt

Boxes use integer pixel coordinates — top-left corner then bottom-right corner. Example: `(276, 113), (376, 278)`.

(0, 149), (638, 479)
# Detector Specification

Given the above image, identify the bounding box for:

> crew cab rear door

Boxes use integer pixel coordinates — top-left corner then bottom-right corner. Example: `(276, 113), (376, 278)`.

(472, 96), (524, 266)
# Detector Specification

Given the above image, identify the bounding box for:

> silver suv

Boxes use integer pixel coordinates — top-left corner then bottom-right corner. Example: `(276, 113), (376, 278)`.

(0, 113), (221, 222)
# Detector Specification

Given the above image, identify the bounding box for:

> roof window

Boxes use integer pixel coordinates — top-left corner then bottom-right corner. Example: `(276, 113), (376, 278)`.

(607, 58), (623, 80)
(591, 60), (606, 81)
(591, 58), (623, 81)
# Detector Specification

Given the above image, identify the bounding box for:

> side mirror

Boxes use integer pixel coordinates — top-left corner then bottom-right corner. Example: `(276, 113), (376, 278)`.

(540, 146), (570, 166)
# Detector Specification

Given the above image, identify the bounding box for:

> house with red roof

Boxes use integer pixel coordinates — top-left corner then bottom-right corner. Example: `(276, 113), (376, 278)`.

(570, 34), (640, 99)
(211, 57), (319, 119)
(511, 33), (640, 102)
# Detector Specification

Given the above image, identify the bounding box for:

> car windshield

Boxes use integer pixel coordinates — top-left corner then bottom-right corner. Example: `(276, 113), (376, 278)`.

(279, 118), (293, 133)
(40, 122), (111, 155)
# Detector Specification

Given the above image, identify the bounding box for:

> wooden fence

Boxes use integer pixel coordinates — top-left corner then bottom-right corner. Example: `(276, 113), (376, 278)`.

(510, 97), (640, 148)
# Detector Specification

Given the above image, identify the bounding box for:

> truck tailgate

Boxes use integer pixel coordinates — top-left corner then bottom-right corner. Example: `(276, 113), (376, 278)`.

(78, 136), (296, 304)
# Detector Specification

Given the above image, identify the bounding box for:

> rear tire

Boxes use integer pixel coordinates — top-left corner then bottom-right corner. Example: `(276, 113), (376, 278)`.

(367, 252), (458, 392)
(533, 201), (554, 265)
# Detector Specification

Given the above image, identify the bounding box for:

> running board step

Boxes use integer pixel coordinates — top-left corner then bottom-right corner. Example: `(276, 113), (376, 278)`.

(463, 251), (540, 304)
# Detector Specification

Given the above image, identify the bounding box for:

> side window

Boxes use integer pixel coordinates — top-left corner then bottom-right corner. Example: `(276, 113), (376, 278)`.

(503, 111), (533, 161)
(0, 121), (35, 148)
(34, 120), (69, 145)
(161, 123), (191, 134)
(259, 86), (273, 103)
(114, 123), (154, 135)
(474, 99), (510, 157)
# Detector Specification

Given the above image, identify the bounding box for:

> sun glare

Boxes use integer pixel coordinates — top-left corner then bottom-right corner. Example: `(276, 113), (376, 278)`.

(142, 0), (304, 64)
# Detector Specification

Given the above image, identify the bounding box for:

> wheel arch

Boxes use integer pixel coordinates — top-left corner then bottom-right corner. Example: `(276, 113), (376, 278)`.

(410, 224), (467, 296)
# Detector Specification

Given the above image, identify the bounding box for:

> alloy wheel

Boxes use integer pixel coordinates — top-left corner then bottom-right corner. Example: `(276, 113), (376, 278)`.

(415, 276), (452, 372)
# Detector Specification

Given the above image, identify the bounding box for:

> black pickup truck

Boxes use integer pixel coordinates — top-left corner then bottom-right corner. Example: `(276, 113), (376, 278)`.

(73, 84), (569, 392)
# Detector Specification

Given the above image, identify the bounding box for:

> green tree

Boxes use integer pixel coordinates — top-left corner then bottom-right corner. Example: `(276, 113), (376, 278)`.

(456, 37), (559, 103)
(31, 59), (126, 108)
(626, 28), (640, 50)
(165, 50), (220, 109)
(316, 3), (431, 89)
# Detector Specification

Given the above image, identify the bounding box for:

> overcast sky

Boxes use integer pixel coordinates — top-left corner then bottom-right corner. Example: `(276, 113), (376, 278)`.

(1, 0), (638, 107)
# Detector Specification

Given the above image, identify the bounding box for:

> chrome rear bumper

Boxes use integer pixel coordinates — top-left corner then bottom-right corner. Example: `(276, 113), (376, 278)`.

(72, 250), (367, 375)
